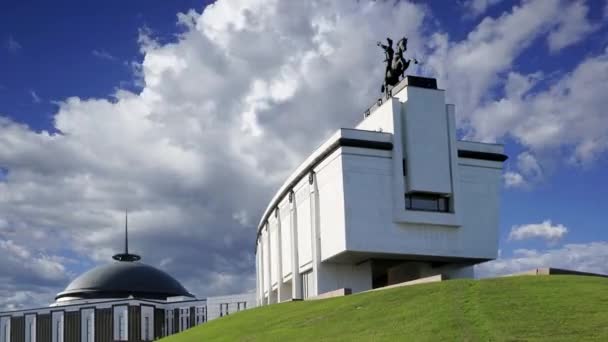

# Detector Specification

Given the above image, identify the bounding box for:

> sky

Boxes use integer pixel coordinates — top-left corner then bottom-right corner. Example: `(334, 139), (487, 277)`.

(1, 0), (608, 310)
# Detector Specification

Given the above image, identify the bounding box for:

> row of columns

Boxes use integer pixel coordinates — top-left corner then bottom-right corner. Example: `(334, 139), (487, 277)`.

(257, 171), (321, 305)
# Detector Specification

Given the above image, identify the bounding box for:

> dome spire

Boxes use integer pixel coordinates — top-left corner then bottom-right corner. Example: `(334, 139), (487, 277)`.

(112, 209), (141, 262)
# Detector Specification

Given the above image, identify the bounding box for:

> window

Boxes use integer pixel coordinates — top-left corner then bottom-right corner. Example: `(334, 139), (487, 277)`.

(118, 314), (125, 340)
(28, 321), (33, 342)
(86, 317), (93, 342)
(144, 317), (149, 340)
(56, 320), (61, 342)
(179, 308), (189, 331)
(195, 307), (206, 325)
(237, 302), (247, 311)
(302, 271), (314, 299)
(219, 303), (229, 317)
(405, 193), (450, 212)
(164, 310), (172, 336)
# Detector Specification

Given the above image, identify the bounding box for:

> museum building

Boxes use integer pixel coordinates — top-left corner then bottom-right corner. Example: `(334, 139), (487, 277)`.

(255, 76), (508, 304)
(0, 222), (255, 342)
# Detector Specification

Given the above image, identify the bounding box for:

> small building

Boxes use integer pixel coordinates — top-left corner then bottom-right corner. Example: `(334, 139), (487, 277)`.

(255, 76), (507, 304)
(0, 220), (255, 342)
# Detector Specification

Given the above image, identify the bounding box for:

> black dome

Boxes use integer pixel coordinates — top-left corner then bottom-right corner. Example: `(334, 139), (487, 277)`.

(55, 261), (193, 301)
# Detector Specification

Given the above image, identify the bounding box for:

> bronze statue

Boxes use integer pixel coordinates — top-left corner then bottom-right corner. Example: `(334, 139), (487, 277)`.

(378, 36), (418, 95)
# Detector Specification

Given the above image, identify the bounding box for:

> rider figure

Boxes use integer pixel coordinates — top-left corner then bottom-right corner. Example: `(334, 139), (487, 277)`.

(377, 38), (394, 79)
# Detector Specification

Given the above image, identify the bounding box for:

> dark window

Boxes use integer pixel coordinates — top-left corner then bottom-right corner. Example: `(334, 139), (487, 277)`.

(144, 317), (149, 340)
(405, 193), (450, 212)
(220, 303), (229, 317)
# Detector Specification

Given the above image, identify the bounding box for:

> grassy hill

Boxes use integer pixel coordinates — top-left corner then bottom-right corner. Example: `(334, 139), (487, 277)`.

(161, 275), (608, 341)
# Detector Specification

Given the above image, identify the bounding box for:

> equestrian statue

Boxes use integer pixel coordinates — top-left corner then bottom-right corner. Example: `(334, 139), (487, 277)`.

(377, 36), (418, 96)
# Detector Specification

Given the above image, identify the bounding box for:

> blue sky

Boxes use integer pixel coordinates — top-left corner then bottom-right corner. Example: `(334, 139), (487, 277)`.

(1, 0), (608, 309)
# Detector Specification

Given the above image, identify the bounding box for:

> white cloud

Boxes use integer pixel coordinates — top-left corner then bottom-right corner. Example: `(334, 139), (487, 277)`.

(5, 35), (21, 53)
(427, 0), (564, 129)
(0, 0), (605, 309)
(92, 49), (116, 61)
(547, 1), (596, 52)
(508, 220), (568, 244)
(502, 150), (544, 188)
(30, 90), (41, 103)
(476, 241), (608, 277)
(470, 49), (608, 165)
(0, 0), (429, 308)
(503, 171), (525, 188)
(0, 239), (72, 295)
(462, 0), (503, 17)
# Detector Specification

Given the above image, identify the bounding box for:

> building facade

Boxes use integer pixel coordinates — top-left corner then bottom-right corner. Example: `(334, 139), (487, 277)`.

(255, 76), (507, 305)
(0, 226), (256, 342)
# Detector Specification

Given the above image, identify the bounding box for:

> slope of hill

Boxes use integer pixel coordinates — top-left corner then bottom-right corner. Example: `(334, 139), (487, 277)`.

(161, 275), (608, 341)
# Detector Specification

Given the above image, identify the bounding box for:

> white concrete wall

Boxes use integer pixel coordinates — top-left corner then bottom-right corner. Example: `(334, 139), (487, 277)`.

(51, 311), (63, 342)
(141, 306), (154, 341)
(80, 308), (94, 342)
(316, 149), (347, 262)
(261, 228), (270, 297)
(25, 314), (36, 342)
(295, 182), (312, 272)
(317, 261), (372, 295)
(279, 200), (292, 280)
(401, 87), (452, 194)
(343, 153), (501, 260)
(0, 317), (9, 342)
(343, 85), (502, 261)
(112, 305), (128, 341)
(206, 293), (256, 321)
(269, 215), (279, 288)
(164, 309), (174, 336)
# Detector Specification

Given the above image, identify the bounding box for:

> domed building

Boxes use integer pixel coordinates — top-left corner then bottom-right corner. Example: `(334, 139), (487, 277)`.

(0, 216), (255, 342)
(54, 261), (193, 303)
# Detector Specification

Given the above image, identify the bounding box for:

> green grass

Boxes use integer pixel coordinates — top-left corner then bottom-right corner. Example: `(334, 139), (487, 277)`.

(161, 276), (608, 341)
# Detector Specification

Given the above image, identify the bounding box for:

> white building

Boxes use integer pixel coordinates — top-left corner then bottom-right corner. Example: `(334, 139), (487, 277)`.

(255, 76), (507, 305)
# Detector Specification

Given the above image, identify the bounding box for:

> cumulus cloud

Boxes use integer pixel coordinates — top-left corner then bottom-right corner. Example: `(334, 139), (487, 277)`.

(476, 241), (608, 277)
(0, 0), (429, 308)
(508, 220), (568, 244)
(503, 151), (544, 188)
(470, 49), (608, 165)
(0, 0), (605, 309)
(0, 238), (72, 310)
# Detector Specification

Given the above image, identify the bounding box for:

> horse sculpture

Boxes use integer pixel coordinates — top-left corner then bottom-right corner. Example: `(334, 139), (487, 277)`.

(378, 37), (418, 95)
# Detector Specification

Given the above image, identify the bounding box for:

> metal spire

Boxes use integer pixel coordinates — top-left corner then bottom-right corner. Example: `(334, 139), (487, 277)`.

(125, 209), (128, 255)
(112, 209), (141, 262)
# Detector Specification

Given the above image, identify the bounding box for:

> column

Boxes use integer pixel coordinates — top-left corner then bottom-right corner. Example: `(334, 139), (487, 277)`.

(289, 191), (302, 299)
(309, 171), (322, 296)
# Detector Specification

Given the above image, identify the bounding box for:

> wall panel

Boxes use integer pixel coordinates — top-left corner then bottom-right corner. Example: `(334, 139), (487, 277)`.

(296, 186), (312, 270)
(64, 311), (80, 342)
(10, 317), (23, 342)
(94, 308), (112, 342)
(269, 217), (279, 286)
(280, 204), (292, 278)
(128, 306), (140, 342)
(36, 314), (51, 342)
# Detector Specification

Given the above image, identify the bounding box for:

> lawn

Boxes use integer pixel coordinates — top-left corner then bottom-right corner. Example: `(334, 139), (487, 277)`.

(161, 275), (608, 341)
